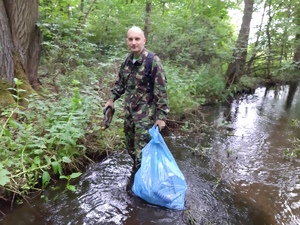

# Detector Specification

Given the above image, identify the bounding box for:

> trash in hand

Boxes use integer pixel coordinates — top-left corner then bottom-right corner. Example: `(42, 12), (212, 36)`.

(101, 106), (115, 130)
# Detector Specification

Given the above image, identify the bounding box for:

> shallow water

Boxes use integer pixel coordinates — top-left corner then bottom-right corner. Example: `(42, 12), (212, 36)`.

(1, 84), (300, 225)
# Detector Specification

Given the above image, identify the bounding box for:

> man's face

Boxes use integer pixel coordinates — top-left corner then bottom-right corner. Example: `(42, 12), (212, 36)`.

(126, 28), (146, 57)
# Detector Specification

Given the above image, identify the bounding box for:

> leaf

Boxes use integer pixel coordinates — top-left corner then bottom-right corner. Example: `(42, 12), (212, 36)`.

(42, 171), (50, 188)
(44, 155), (51, 164)
(58, 164), (63, 176)
(62, 156), (71, 163)
(9, 120), (23, 129)
(59, 175), (68, 180)
(14, 78), (22, 85)
(3, 129), (11, 137)
(0, 168), (10, 186)
(31, 163), (37, 170)
(27, 143), (46, 150)
(67, 184), (76, 192)
(34, 149), (44, 155)
(69, 172), (82, 179)
(34, 156), (40, 165)
(68, 138), (76, 146)
(72, 80), (80, 85)
(51, 161), (59, 174)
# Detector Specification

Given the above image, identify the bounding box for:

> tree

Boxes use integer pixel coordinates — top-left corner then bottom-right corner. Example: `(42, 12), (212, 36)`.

(293, 2), (300, 69)
(0, 0), (41, 107)
(225, 0), (254, 88)
(144, 0), (151, 39)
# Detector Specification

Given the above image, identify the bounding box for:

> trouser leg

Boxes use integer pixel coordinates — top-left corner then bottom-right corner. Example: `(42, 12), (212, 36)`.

(133, 122), (151, 171)
(124, 114), (152, 172)
(124, 109), (153, 191)
(124, 114), (136, 169)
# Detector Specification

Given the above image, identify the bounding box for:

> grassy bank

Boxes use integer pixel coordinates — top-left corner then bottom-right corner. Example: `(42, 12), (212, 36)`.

(0, 76), (125, 204)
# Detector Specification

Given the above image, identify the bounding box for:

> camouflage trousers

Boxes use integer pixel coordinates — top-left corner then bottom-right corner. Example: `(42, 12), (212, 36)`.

(124, 108), (154, 172)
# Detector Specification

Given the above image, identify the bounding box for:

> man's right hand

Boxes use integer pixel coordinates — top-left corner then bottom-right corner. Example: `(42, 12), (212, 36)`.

(104, 99), (114, 110)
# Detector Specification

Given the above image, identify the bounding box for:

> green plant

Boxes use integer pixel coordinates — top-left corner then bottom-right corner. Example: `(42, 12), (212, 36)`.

(0, 77), (123, 202)
(284, 138), (300, 159)
(213, 178), (221, 192)
(59, 172), (82, 192)
(0, 78), (24, 138)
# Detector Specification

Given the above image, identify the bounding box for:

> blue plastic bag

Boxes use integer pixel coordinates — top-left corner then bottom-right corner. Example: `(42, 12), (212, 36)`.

(132, 126), (187, 210)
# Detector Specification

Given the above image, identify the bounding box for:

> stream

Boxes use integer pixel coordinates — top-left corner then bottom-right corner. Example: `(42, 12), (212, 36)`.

(1, 84), (300, 225)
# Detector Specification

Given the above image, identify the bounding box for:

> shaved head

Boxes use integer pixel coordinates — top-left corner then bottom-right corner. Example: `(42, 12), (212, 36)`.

(127, 26), (145, 38)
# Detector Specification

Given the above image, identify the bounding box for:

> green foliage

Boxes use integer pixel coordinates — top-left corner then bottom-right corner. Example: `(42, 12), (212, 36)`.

(149, 1), (235, 67)
(284, 119), (300, 159)
(284, 138), (300, 159)
(165, 64), (201, 117)
(0, 77), (123, 199)
(165, 63), (228, 118)
(0, 163), (10, 186)
(38, 0), (235, 68)
(244, 1), (300, 79)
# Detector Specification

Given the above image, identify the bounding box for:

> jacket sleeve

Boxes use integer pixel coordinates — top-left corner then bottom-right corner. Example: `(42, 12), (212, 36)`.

(109, 63), (125, 101)
(152, 56), (170, 121)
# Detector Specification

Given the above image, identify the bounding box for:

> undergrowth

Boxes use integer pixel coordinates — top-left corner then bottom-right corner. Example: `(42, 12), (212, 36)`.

(284, 119), (300, 159)
(0, 77), (124, 204)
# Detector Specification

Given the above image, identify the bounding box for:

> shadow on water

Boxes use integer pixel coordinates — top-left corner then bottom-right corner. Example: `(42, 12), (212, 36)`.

(1, 84), (300, 225)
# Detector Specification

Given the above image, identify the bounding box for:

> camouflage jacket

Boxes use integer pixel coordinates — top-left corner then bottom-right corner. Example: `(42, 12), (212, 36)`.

(110, 48), (169, 121)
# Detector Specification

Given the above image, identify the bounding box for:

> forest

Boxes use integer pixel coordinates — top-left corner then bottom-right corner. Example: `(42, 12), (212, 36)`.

(0, 0), (300, 205)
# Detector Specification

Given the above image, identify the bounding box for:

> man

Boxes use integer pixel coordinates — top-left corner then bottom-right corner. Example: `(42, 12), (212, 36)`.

(104, 26), (169, 177)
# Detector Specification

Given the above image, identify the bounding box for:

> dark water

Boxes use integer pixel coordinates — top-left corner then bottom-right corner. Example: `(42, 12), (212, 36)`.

(1, 84), (300, 225)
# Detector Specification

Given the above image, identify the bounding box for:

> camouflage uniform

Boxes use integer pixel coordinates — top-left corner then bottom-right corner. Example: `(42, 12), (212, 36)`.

(110, 48), (169, 171)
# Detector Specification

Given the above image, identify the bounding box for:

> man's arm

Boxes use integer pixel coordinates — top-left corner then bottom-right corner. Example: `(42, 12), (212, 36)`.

(105, 61), (127, 108)
(109, 63), (126, 102)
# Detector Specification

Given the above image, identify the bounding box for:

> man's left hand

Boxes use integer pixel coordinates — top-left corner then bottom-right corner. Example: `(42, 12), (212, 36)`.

(154, 120), (166, 131)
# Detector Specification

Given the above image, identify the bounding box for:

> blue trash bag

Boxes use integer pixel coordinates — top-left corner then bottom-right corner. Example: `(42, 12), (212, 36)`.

(132, 126), (187, 210)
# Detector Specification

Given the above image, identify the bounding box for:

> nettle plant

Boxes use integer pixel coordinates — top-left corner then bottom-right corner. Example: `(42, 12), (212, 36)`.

(0, 78), (107, 200)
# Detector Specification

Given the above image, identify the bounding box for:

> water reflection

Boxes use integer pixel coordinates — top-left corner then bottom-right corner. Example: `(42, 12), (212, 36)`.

(203, 85), (300, 225)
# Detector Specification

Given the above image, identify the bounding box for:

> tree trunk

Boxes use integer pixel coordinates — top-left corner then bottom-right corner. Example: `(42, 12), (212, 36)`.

(293, 3), (300, 70)
(0, 0), (14, 85)
(266, 1), (272, 79)
(225, 0), (254, 88)
(294, 32), (300, 69)
(144, 1), (151, 40)
(278, 0), (291, 75)
(0, 0), (41, 106)
(246, 1), (267, 73)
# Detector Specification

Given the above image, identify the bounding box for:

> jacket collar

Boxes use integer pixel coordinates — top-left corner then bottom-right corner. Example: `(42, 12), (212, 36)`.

(129, 48), (149, 65)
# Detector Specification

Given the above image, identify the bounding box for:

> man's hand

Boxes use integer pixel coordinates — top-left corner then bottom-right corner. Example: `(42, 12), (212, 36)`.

(154, 120), (166, 131)
(104, 99), (114, 110)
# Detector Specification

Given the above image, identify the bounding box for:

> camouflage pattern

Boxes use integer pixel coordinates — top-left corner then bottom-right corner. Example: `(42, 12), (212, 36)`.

(110, 48), (169, 170)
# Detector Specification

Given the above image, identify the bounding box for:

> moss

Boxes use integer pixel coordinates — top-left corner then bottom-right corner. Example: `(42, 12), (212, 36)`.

(0, 55), (37, 111)
(0, 81), (15, 109)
